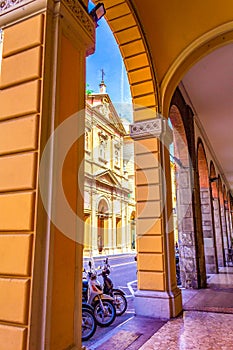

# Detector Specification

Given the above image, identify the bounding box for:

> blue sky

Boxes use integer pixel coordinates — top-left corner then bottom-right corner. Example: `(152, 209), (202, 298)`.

(86, 12), (132, 120)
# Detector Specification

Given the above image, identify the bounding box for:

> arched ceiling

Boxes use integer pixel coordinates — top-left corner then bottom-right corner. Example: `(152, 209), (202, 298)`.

(127, 0), (233, 194)
(181, 43), (233, 193)
(96, 0), (233, 194)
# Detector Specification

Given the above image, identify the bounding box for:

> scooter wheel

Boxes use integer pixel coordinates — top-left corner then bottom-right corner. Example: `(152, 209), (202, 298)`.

(113, 292), (127, 316)
(93, 300), (116, 327)
(82, 308), (97, 341)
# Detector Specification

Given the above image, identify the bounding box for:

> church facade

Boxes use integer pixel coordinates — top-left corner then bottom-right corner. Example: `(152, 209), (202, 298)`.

(83, 81), (135, 255)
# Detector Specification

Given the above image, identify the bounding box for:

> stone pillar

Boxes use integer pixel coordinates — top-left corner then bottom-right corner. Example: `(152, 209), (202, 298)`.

(91, 190), (98, 255)
(200, 188), (218, 273)
(213, 197), (224, 267)
(121, 201), (126, 251)
(220, 204), (228, 252)
(0, 1), (95, 349)
(107, 213), (113, 254)
(130, 117), (182, 319)
(176, 168), (198, 288)
(225, 204), (231, 245)
(112, 205), (117, 252)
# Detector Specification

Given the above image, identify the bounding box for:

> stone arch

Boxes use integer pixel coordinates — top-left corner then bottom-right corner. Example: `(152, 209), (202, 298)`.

(209, 161), (218, 198)
(169, 104), (198, 288)
(197, 139), (217, 273)
(97, 196), (110, 214)
(94, 0), (159, 119)
(210, 162), (224, 267)
(162, 23), (233, 115)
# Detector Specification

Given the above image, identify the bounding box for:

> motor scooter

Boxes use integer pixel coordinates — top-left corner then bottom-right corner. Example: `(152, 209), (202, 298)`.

(99, 257), (127, 316)
(82, 303), (96, 341)
(82, 260), (116, 327)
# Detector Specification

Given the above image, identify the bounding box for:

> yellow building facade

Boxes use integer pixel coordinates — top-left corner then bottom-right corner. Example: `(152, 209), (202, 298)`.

(84, 84), (135, 256)
(0, 0), (233, 349)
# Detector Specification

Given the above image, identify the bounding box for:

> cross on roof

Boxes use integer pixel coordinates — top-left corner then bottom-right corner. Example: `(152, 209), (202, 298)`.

(101, 68), (105, 82)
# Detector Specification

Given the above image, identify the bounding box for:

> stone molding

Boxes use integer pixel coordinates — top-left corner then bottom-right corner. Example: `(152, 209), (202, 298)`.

(62, 0), (95, 37)
(0, 0), (95, 42)
(130, 116), (173, 145)
(0, 0), (33, 14)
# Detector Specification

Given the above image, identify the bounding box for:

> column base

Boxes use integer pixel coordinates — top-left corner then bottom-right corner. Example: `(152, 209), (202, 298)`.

(134, 287), (182, 319)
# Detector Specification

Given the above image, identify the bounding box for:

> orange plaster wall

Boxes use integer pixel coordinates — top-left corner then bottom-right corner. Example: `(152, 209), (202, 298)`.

(0, 13), (44, 349)
(49, 33), (82, 349)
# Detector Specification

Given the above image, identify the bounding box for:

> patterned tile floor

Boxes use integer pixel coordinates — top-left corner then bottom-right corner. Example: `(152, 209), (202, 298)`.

(139, 310), (233, 350)
(139, 267), (233, 350)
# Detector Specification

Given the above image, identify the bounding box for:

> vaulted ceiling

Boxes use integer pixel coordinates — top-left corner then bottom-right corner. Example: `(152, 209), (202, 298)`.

(182, 43), (233, 192)
(130, 0), (233, 194)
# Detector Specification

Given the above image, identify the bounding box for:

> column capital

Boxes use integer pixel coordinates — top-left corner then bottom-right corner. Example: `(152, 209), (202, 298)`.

(130, 116), (173, 146)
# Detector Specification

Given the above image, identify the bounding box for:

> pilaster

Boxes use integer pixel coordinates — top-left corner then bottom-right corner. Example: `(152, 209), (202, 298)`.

(130, 116), (182, 319)
(0, 0), (95, 349)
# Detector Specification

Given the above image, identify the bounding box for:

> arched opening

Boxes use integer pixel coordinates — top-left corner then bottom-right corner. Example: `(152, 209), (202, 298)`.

(197, 140), (217, 273)
(210, 162), (224, 267)
(97, 197), (109, 253)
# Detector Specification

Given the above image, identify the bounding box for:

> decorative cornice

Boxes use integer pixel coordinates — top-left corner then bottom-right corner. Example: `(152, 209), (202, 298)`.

(0, 0), (33, 14)
(130, 117), (173, 145)
(62, 0), (95, 38)
(130, 118), (162, 140)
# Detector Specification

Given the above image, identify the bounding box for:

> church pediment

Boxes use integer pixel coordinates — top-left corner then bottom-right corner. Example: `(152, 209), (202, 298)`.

(95, 170), (121, 187)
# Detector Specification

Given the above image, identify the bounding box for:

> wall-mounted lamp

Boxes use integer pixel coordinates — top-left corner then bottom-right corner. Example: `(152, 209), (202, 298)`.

(89, 3), (106, 27)
(209, 177), (218, 183)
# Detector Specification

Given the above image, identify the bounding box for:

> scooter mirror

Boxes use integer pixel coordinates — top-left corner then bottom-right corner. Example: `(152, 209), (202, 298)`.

(88, 261), (92, 268)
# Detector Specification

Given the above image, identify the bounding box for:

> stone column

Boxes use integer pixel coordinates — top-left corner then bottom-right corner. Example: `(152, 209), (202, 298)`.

(220, 204), (228, 252)
(213, 197), (224, 267)
(0, 1), (94, 349)
(121, 201), (126, 251)
(91, 190), (98, 255)
(130, 117), (182, 319)
(200, 188), (218, 273)
(176, 167), (199, 288)
(225, 204), (232, 245)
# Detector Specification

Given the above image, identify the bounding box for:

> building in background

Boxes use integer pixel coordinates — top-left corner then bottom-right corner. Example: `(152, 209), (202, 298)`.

(83, 80), (135, 256)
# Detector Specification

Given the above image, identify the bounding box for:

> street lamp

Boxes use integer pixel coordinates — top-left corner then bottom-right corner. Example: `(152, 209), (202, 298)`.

(89, 3), (106, 27)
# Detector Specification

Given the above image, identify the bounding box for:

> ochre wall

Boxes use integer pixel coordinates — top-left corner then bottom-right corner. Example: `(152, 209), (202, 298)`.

(0, 14), (44, 349)
(49, 34), (82, 350)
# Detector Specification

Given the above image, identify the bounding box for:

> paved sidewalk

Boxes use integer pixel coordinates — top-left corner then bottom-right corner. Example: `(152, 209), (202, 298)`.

(84, 315), (165, 350)
(83, 267), (233, 349)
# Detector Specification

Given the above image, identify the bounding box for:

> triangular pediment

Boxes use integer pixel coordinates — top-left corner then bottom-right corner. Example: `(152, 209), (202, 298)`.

(86, 93), (126, 135)
(95, 170), (121, 187)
